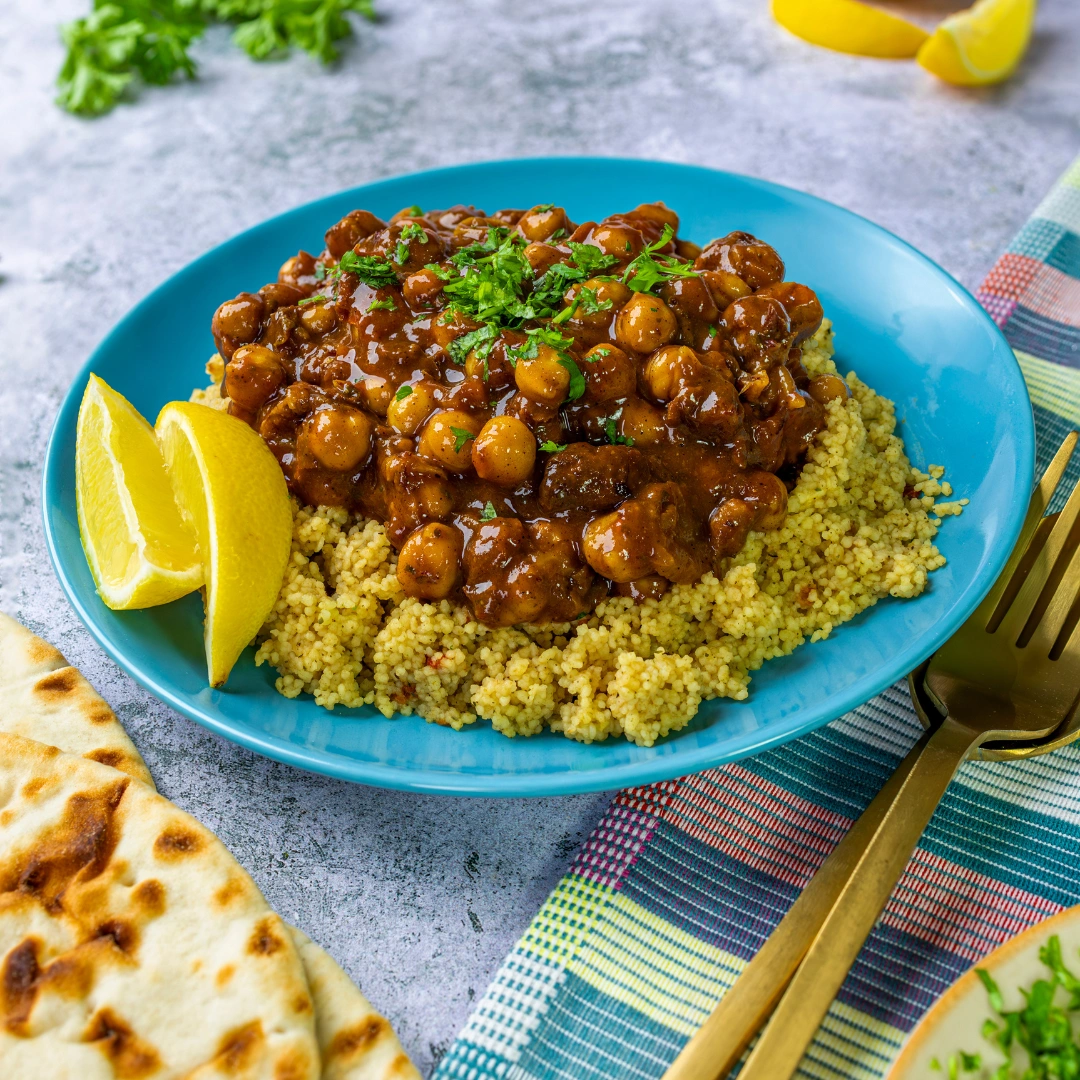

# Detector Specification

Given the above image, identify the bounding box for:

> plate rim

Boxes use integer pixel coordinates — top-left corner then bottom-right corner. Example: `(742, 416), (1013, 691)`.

(41, 155), (1035, 796)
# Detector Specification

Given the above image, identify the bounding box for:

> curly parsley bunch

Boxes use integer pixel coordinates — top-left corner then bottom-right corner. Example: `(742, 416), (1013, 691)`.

(57, 0), (376, 116)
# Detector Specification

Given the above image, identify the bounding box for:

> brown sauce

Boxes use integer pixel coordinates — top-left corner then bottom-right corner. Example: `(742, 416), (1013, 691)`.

(211, 201), (846, 628)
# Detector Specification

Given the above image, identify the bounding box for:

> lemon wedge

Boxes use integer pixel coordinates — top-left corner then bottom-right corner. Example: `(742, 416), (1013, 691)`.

(155, 402), (292, 687)
(772, 0), (929, 58)
(917, 0), (1036, 86)
(76, 374), (203, 610)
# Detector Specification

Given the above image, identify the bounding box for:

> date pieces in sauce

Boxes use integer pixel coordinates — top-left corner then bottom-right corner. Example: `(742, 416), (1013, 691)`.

(213, 201), (841, 628)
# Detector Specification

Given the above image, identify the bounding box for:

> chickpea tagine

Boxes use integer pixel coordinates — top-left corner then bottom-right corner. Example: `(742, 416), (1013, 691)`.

(195, 199), (963, 743)
(214, 201), (848, 627)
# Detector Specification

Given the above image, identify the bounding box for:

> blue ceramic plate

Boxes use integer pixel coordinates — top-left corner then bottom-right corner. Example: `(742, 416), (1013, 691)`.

(43, 158), (1034, 796)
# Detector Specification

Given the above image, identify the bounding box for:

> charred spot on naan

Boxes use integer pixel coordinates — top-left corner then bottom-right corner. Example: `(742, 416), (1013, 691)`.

(153, 824), (205, 860)
(83, 1006), (162, 1078)
(131, 878), (166, 916)
(33, 668), (81, 700)
(90, 918), (139, 955)
(215, 1019), (264, 1071)
(328, 1015), (392, 1062)
(213, 874), (252, 909)
(216, 962), (236, 989)
(248, 916), (286, 956)
(0, 779), (129, 911)
(292, 991), (313, 1015)
(1, 937), (41, 1031)
(275, 1048), (316, 1080)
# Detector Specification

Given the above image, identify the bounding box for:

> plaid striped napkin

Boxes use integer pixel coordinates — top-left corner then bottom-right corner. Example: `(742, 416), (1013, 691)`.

(434, 154), (1080, 1080)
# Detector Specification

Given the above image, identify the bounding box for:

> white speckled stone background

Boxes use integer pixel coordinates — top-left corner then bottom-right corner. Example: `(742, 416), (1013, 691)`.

(1, 1), (1078, 1073)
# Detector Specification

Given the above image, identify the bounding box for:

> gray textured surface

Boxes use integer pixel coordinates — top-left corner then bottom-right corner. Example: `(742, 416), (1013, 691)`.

(1, 0), (1078, 1073)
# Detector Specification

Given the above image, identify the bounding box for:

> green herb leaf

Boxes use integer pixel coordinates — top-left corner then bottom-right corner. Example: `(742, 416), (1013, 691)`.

(558, 356), (586, 401)
(298, 293), (329, 306)
(540, 440), (568, 453)
(621, 223), (699, 294)
(604, 417), (634, 446)
(480, 501), (497, 521)
(394, 384), (413, 401)
(215, 0), (376, 65)
(338, 250), (398, 289)
(393, 220), (429, 264)
(367, 296), (396, 312)
(405, 204), (423, 216)
(451, 426), (476, 453)
(447, 323), (499, 366)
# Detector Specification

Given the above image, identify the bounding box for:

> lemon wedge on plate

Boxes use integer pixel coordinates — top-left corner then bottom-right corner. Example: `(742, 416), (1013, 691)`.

(155, 402), (292, 687)
(771, 0), (929, 58)
(76, 374), (203, 609)
(917, 0), (1036, 86)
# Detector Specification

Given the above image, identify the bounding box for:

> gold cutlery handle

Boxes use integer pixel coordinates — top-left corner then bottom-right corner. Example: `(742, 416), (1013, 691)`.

(661, 727), (933, 1080)
(735, 716), (979, 1080)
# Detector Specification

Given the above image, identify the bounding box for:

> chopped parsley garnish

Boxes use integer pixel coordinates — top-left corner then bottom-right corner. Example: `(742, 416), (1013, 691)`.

(393, 221), (429, 264)
(706, 324), (719, 341)
(298, 294), (328, 306)
(621, 224), (699, 294)
(480, 501), (497, 522)
(394, 385), (413, 401)
(448, 323), (499, 366)
(540, 440), (568, 453)
(941, 934), (1080, 1079)
(533, 204), (555, 213)
(604, 418), (634, 446)
(338, 251), (398, 289)
(405, 205), (423, 217)
(552, 284), (613, 325)
(368, 297), (396, 312)
(451, 427), (476, 453)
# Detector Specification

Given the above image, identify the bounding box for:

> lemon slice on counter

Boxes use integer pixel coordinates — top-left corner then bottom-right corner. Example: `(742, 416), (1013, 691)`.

(771, 0), (929, 58)
(155, 402), (292, 687)
(917, 0), (1036, 86)
(76, 374), (203, 609)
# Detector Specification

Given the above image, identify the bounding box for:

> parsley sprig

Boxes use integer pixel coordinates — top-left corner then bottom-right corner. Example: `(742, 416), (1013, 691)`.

(57, 0), (376, 116)
(621, 224), (699, 294)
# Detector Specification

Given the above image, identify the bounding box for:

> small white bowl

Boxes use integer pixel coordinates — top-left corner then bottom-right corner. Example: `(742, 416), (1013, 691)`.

(888, 904), (1080, 1078)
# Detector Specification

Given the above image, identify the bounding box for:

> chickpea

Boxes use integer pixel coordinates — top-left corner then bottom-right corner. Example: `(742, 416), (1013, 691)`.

(644, 345), (695, 402)
(615, 293), (678, 353)
(278, 251), (318, 288)
(517, 204), (569, 243)
(402, 268), (444, 308)
(224, 345), (286, 413)
(514, 343), (571, 405)
(676, 239), (703, 260)
(386, 380), (439, 434)
(754, 281), (824, 344)
(397, 523), (463, 600)
(700, 269), (752, 309)
(629, 202), (680, 233)
(417, 409), (483, 472)
(591, 223), (644, 259)
(300, 301), (339, 336)
(660, 276), (719, 321)
(523, 242), (562, 274)
(305, 406), (374, 471)
(359, 377), (394, 417)
(696, 231), (785, 289)
(807, 373), (850, 405)
(472, 416), (537, 488)
(618, 398), (669, 447)
(212, 292), (264, 359)
(582, 344), (635, 403)
(324, 209), (384, 259)
(709, 498), (755, 560)
(738, 471), (789, 531)
(259, 282), (307, 312)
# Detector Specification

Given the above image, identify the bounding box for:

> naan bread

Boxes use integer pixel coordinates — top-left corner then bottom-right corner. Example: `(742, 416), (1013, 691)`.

(0, 733), (319, 1079)
(287, 929), (420, 1080)
(0, 612), (152, 787)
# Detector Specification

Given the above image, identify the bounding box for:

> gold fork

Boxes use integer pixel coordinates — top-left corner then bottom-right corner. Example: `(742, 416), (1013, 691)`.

(663, 433), (1080, 1080)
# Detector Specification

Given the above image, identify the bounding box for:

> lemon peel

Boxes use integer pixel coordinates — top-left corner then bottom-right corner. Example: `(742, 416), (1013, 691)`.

(76, 374), (203, 610)
(771, 0), (929, 59)
(155, 402), (292, 687)
(917, 0), (1037, 86)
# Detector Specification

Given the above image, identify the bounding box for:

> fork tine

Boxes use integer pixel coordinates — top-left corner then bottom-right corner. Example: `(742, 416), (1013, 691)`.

(998, 466), (1080, 644)
(981, 433), (1078, 623)
(1028, 530), (1080, 658)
